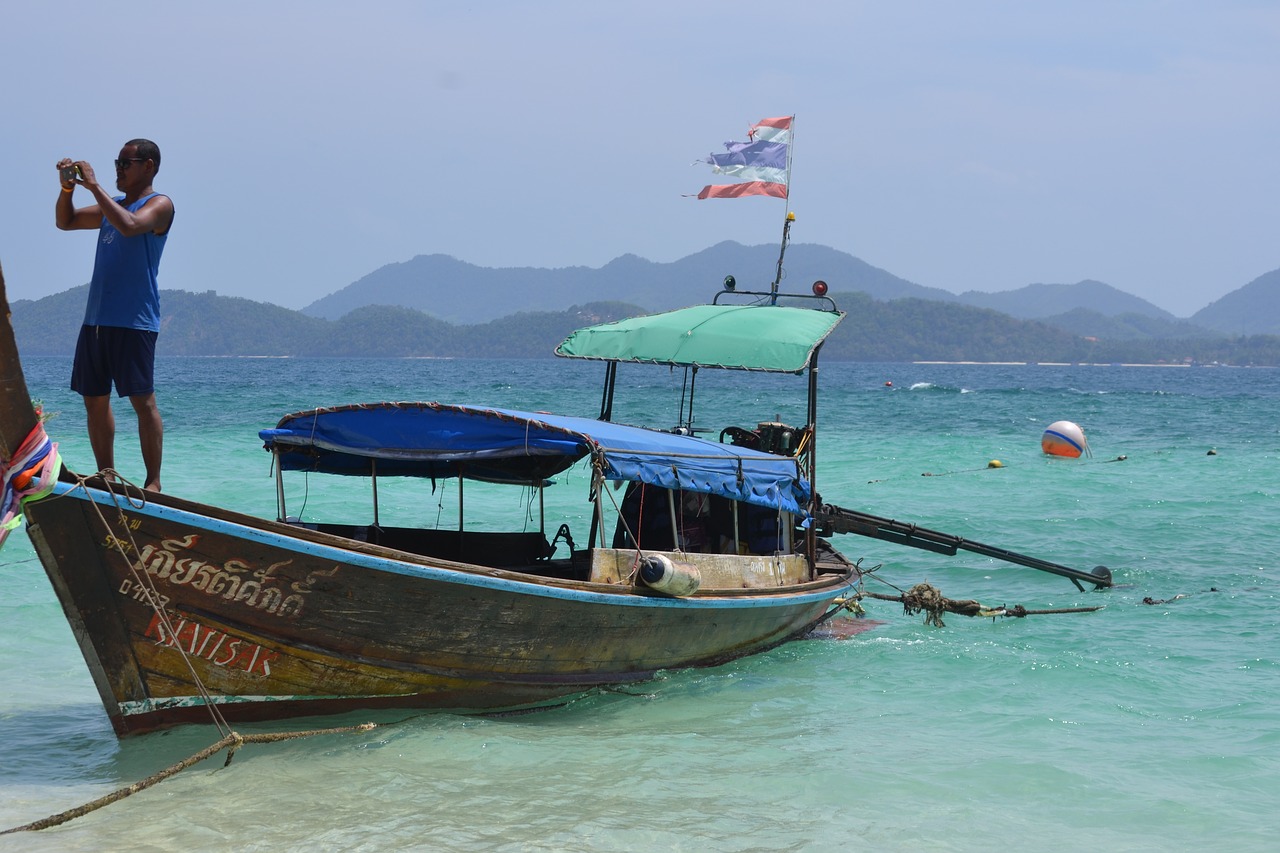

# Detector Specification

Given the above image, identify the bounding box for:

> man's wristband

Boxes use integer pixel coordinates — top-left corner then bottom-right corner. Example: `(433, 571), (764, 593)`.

(61, 185), (73, 193)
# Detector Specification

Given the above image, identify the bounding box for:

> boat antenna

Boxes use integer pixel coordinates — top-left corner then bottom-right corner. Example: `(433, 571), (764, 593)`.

(770, 115), (796, 304)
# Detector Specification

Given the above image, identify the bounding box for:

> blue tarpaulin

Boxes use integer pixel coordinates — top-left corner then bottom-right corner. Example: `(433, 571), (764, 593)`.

(261, 403), (809, 516)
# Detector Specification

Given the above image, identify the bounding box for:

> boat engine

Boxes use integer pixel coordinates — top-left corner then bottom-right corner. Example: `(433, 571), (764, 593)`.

(721, 421), (804, 457)
(755, 421), (799, 455)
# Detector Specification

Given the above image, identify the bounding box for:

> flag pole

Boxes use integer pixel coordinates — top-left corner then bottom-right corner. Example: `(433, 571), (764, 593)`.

(770, 115), (796, 303)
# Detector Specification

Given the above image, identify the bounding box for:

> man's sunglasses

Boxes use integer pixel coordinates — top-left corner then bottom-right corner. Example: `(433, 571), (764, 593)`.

(115, 158), (146, 169)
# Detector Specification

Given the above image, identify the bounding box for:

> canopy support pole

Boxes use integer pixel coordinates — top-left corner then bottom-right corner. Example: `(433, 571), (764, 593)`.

(805, 346), (821, 570)
(273, 451), (287, 522)
(456, 465), (466, 557)
(600, 362), (617, 421)
(668, 490), (681, 552)
(595, 479), (606, 550)
(588, 480), (601, 550)
(677, 366), (699, 432)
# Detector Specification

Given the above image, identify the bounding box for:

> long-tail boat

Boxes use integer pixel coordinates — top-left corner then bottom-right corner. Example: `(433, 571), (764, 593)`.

(0, 257), (1112, 737)
(0, 262), (870, 735)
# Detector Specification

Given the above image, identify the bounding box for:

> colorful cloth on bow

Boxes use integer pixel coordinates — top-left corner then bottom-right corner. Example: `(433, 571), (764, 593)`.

(697, 116), (792, 199)
(0, 422), (62, 551)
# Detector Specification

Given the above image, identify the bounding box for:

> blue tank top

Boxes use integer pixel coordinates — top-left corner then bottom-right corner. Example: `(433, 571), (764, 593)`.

(82, 193), (171, 332)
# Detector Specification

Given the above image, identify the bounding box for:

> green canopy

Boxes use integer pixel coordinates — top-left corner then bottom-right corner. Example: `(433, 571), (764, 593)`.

(554, 303), (845, 373)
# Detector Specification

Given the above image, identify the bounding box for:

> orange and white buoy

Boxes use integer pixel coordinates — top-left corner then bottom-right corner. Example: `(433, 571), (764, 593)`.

(1042, 420), (1091, 458)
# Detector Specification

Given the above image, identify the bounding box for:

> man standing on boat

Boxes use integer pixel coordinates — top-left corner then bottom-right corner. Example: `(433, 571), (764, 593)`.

(55, 139), (174, 492)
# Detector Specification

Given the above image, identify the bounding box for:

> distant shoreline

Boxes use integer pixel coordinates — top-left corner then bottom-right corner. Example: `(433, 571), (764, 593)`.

(909, 360), (1263, 368)
(22, 354), (1267, 367)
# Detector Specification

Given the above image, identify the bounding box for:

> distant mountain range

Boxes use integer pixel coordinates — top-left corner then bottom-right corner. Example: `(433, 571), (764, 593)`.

(1189, 268), (1280, 336)
(300, 241), (1280, 339)
(301, 241), (983, 323)
(9, 242), (1280, 363)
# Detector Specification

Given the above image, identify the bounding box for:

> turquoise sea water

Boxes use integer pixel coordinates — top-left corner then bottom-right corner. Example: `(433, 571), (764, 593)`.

(2, 356), (1277, 851)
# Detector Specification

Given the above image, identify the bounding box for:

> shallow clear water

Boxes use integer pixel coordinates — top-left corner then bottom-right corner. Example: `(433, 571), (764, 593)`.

(2, 357), (1276, 851)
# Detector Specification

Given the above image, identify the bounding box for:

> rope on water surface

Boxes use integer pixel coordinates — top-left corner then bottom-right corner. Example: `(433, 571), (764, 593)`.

(866, 454), (1131, 483)
(1142, 588), (1218, 605)
(0, 472), (390, 834)
(0, 722), (380, 834)
(900, 582), (950, 627)
(858, 582), (1105, 627)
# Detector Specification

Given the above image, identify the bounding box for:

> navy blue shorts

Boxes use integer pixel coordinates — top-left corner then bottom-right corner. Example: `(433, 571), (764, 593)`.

(71, 325), (158, 398)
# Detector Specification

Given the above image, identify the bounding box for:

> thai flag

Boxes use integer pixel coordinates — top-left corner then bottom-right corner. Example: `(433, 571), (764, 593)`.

(697, 116), (792, 200)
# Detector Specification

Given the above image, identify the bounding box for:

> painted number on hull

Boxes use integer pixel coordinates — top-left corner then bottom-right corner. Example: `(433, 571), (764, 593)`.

(102, 534), (136, 556)
(101, 515), (143, 552)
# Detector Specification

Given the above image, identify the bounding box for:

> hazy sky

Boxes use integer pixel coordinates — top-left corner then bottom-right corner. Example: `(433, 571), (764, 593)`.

(2, 2), (1276, 317)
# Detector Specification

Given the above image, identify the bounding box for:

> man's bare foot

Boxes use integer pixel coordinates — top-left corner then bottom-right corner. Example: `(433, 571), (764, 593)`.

(144, 480), (162, 493)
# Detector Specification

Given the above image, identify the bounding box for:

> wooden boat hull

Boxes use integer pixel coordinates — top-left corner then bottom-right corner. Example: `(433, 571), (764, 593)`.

(23, 476), (852, 735)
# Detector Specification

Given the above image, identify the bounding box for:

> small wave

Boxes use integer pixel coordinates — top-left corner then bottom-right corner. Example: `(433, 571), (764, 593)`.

(909, 382), (966, 393)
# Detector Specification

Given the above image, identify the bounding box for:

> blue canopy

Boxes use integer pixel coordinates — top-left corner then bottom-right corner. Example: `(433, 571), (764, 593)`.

(261, 402), (810, 516)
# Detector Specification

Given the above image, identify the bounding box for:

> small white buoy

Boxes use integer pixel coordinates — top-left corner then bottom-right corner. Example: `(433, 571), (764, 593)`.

(1042, 420), (1091, 458)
